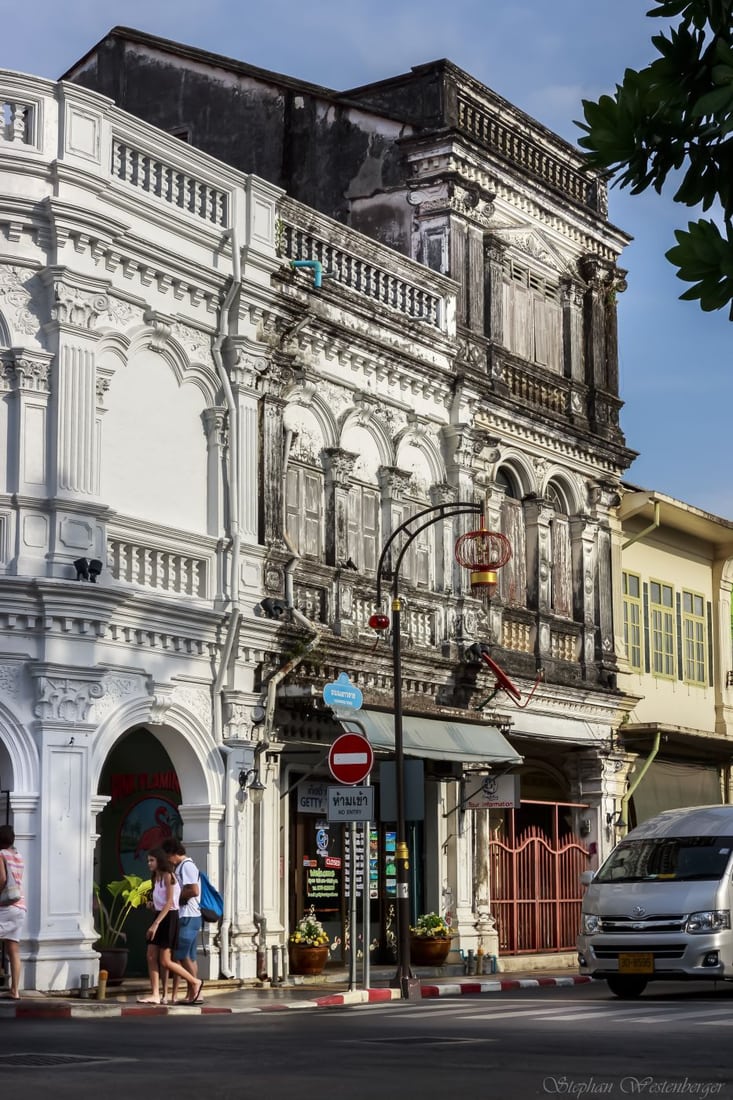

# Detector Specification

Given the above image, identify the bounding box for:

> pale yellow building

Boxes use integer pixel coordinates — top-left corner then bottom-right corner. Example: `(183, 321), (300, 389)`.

(617, 487), (733, 828)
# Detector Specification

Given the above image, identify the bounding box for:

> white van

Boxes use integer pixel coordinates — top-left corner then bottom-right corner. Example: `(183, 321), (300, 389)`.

(577, 805), (733, 998)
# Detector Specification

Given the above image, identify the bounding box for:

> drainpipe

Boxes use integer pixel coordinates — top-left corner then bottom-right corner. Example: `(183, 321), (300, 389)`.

(622, 501), (660, 551)
(290, 259), (323, 288)
(217, 743), (236, 978)
(618, 731), (661, 835)
(211, 227), (243, 743)
(211, 228), (242, 979)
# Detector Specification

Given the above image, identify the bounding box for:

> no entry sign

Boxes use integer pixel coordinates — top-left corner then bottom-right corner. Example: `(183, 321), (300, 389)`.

(328, 731), (374, 785)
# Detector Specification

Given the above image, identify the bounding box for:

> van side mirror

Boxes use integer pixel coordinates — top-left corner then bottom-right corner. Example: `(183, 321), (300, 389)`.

(579, 869), (595, 886)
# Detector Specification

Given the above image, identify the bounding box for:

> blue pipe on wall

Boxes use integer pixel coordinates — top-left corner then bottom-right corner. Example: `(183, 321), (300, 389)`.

(290, 259), (323, 288)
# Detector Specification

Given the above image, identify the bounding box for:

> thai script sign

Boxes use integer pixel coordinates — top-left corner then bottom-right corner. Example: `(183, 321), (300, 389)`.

(327, 785), (375, 822)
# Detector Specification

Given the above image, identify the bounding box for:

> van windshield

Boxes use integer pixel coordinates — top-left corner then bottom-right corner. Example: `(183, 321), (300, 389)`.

(594, 836), (733, 884)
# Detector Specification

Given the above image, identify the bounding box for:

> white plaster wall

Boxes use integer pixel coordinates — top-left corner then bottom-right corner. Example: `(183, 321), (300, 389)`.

(100, 348), (208, 533)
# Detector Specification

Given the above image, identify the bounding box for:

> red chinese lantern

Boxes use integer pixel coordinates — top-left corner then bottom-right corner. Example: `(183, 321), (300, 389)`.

(454, 523), (512, 606)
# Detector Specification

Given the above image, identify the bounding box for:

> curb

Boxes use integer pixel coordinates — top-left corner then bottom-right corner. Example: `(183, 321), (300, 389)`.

(0, 975), (591, 1019)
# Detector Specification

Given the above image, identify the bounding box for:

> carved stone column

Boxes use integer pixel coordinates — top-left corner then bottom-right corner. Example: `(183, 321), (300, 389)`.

(260, 378), (288, 548)
(230, 349), (267, 545)
(483, 236), (506, 347)
(324, 448), (358, 568)
(524, 497), (553, 612)
(202, 406), (227, 540)
(473, 801), (499, 959)
(588, 481), (621, 676)
(377, 465), (412, 581)
(26, 664), (106, 991)
(429, 481), (458, 595)
(561, 280), (587, 430)
(569, 515), (598, 679)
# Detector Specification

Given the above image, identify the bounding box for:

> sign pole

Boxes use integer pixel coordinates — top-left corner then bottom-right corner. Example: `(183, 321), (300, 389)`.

(349, 819), (357, 991)
(363, 778), (371, 992)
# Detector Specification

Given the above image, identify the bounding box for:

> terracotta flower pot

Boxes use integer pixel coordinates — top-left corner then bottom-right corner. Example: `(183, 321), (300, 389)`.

(410, 936), (451, 967)
(288, 943), (329, 976)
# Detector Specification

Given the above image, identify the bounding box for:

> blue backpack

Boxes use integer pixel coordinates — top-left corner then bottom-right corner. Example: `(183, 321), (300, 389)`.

(199, 871), (223, 924)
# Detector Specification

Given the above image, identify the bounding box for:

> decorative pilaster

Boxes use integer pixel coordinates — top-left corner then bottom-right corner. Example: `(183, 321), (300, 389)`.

(430, 482), (458, 595)
(524, 497), (553, 612)
(1, 347), (54, 575)
(483, 235), (506, 347)
(324, 448), (358, 568)
(229, 347), (267, 544)
(202, 406), (227, 540)
(377, 465), (412, 581)
(561, 278), (585, 386)
(26, 662), (106, 991)
(569, 515), (598, 677)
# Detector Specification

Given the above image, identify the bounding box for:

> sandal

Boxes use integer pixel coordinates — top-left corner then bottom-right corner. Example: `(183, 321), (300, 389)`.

(136, 996), (161, 1004)
(186, 980), (204, 1005)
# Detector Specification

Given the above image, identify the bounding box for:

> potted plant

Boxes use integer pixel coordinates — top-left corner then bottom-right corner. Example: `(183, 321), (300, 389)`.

(288, 907), (330, 976)
(409, 912), (452, 967)
(93, 874), (152, 984)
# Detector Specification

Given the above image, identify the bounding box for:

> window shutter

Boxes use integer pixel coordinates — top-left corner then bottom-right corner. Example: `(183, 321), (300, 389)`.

(675, 591), (683, 681)
(643, 582), (650, 673)
(550, 514), (571, 617)
(707, 600), (714, 687)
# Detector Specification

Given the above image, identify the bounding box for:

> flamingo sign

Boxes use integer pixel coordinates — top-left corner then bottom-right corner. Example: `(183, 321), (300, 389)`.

(118, 798), (182, 877)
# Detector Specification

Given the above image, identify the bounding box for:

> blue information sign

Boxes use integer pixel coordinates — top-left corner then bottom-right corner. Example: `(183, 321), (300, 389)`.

(322, 672), (363, 712)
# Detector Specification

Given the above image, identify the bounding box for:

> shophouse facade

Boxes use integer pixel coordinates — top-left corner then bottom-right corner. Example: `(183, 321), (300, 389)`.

(66, 30), (640, 962)
(0, 29), (641, 991)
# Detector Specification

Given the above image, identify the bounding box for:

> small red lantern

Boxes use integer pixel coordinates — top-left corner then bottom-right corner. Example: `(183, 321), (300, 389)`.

(368, 612), (390, 632)
(454, 523), (512, 606)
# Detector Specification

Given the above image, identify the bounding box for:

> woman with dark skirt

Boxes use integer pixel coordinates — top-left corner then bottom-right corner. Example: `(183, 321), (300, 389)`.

(137, 848), (204, 1005)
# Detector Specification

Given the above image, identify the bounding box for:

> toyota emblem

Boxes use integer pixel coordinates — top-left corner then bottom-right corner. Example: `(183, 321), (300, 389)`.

(631, 906), (646, 917)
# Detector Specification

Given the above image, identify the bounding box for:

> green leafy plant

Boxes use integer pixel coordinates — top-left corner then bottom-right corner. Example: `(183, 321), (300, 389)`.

(410, 912), (451, 939)
(289, 906), (330, 947)
(576, 0), (733, 318)
(93, 875), (152, 948)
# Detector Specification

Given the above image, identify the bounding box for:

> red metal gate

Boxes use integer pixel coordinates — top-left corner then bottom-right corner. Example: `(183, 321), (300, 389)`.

(488, 800), (590, 954)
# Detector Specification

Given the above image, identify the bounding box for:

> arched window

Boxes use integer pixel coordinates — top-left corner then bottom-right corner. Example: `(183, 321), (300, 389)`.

(284, 406), (325, 561)
(346, 445), (380, 576)
(395, 444), (434, 590)
(496, 467), (527, 608)
(546, 480), (572, 618)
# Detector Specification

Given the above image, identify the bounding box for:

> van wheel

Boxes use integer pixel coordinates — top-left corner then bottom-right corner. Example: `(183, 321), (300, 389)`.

(606, 976), (647, 999)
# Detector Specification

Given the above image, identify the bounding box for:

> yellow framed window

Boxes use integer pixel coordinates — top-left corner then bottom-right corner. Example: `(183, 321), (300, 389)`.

(682, 590), (706, 685)
(650, 580), (675, 679)
(623, 572), (642, 671)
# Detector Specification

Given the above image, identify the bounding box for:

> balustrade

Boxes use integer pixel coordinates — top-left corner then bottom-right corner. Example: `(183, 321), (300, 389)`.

(111, 139), (228, 226)
(280, 222), (443, 328)
(1, 98), (33, 145)
(107, 537), (208, 598)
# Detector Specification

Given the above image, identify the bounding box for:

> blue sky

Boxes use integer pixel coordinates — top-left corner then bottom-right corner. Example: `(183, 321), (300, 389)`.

(3, 1), (731, 518)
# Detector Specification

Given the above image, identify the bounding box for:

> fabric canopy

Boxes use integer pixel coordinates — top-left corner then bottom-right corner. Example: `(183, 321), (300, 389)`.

(632, 760), (722, 823)
(340, 709), (522, 766)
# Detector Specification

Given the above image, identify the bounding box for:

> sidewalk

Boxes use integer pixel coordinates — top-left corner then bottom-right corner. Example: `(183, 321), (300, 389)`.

(0, 967), (592, 1019)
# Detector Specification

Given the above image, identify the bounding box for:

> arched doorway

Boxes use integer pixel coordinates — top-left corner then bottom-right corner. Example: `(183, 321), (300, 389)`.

(96, 727), (183, 976)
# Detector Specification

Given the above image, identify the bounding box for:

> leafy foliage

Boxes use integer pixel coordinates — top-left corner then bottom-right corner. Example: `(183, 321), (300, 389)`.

(410, 912), (451, 939)
(577, 0), (733, 316)
(93, 875), (152, 948)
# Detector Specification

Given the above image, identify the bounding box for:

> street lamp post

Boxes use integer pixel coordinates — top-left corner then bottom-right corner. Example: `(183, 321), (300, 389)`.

(369, 501), (483, 999)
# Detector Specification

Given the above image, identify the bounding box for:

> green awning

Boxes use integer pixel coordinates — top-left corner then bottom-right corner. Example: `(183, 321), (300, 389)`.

(342, 709), (522, 766)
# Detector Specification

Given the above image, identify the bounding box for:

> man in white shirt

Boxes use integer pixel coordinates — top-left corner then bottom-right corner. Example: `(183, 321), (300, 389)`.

(161, 838), (203, 1004)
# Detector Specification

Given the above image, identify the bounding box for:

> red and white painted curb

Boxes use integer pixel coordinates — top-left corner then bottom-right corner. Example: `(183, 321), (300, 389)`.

(0, 975), (591, 1018)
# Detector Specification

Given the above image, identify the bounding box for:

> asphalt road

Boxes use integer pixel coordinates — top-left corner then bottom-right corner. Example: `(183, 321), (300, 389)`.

(4, 980), (733, 1100)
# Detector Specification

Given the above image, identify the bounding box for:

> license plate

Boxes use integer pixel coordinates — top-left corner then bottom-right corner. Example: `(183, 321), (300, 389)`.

(618, 952), (654, 974)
